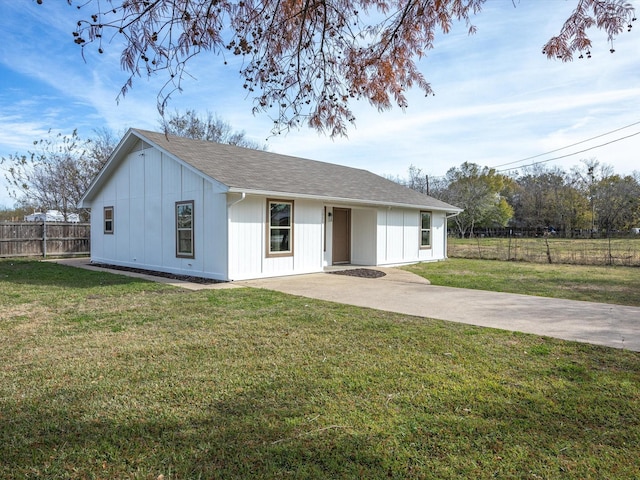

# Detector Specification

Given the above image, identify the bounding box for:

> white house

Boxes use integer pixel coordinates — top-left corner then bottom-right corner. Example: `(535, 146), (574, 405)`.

(79, 128), (462, 281)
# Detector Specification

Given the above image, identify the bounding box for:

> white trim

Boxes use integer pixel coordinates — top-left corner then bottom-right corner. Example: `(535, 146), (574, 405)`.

(227, 187), (462, 213)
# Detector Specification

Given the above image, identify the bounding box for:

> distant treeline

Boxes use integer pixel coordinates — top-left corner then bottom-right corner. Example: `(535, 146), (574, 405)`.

(393, 160), (640, 238)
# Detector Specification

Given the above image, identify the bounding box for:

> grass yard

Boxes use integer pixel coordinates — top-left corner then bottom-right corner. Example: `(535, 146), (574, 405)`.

(447, 236), (640, 267)
(403, 258), (640, 307)
(1, 259), (639, 479)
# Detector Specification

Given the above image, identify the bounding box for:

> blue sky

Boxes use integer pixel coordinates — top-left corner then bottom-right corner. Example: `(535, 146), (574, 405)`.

(0, 1), (638, 209)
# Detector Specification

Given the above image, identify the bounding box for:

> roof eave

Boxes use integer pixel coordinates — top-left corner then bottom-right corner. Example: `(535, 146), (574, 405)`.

(78, 128), (141, 207)
(227, 187), (462, 213)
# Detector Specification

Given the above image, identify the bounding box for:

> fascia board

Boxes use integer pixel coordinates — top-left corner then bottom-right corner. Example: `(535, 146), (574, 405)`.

(78, 128), (139, 207)
(227, 187), (463, 213)
(79, 130), (230, 208)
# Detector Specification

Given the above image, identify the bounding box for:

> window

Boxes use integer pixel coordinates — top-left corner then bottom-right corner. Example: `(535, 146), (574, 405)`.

(104, 206), (114, 234)
(420, 211), (432, 248)
(176, 201), (194, 258)
(267, 199), (293, 256)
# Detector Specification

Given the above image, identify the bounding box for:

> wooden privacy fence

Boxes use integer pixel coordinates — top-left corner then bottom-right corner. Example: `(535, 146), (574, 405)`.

(0, 222), (90, 258)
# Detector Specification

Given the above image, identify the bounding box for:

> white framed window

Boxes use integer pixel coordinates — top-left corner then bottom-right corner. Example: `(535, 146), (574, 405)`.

(267, 199), (293, 257)
(104, 206), (114, 234)
(176, 201), (194, 258)
(420, 211), (432, 249)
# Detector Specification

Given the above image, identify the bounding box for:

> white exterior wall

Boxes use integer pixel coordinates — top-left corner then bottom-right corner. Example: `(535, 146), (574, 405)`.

(227, 195), (325, 280)
(376, 208), (448, 265)
(420, 211), (448, 262)
(88, 144), (228, 280)
(351, 208), (377, 265)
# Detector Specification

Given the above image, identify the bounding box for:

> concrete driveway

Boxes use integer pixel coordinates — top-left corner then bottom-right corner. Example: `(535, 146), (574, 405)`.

(241, 268), (640, 352)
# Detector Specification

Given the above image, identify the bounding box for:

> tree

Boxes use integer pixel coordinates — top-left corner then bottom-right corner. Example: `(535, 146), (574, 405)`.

(0, 205), (32, 222)
(160, 110), (268, 149)
(570, 158), (613, 236)
(509, 165), (591, 236)
(438, 162), (514, 237)
(0, 129), (116, 219)
(61, 0), (635, 137)
(593, 174), (640, 235)
(391, 164), (449, 198)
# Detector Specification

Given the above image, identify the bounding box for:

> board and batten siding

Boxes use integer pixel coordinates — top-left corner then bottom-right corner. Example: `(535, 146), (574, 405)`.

(350, 208), (377, 265)
(227, 196), (325, 281)
(421, 211), (447, 262)
(89, 144), (228, 280)
(375, 208), (448, 265)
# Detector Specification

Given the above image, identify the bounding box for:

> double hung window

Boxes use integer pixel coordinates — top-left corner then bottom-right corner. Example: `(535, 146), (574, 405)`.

(104, 206), (114, 234)
(176, 201), (194, 258)
(268, 200), (293, 256)
(420, 211), (432, 248)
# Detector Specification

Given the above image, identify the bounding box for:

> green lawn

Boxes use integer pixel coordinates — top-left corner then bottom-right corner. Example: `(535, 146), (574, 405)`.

(447, 236), (640, 267)
(403, 258), (640, 307)
(1, 259), (639, 479)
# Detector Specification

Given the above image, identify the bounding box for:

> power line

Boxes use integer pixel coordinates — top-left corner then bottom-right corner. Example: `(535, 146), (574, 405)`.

(496, 130), (640, 173)
(491, 120), (640, 170)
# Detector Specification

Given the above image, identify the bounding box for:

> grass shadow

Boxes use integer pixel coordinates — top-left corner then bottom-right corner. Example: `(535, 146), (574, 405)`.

(0, 258), (161, 290)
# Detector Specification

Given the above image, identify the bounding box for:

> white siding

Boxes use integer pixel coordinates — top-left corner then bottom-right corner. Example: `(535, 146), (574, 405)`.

(88, 146), (228, 280)
(227, 196), (264, 280)
(228, 196), (325, 280)
(377, 208), (406, 264)
(351, 208), (377, 265)
(376, 208), (448, 265)
(293, 199), (324, 273)
(419, 211), (447, 262)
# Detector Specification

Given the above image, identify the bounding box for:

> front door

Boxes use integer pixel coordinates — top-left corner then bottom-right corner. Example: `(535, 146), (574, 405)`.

(332, 208), (351, 264)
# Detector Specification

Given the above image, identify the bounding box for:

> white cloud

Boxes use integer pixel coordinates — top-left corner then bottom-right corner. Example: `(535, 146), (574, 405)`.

(0, 0), (638, 210)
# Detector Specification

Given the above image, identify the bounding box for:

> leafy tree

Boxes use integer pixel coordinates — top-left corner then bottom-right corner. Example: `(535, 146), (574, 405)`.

(59, 0), (635, 137)
(509, 166), (591, 236)
(593, 174), (640, 235)
(160, 110), (268, 149)
(438, 162), (514, 237)
(0, 129), (116, 220)
(570, 158), (613, 235)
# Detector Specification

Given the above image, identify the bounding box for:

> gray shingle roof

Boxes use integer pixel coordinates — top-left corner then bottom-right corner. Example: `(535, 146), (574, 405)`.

(133, 129), (460, 211)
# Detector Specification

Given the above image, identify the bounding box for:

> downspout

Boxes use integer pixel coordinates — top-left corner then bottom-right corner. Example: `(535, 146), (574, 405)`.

(226, 192), (246, 281)
(444, 211), (461, 259)
(227, 192), (246, 208)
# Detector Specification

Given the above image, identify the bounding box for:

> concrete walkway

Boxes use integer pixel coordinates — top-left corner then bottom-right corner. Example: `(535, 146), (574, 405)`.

(53, 259), (640, 352)
(240, 268), (640, 352)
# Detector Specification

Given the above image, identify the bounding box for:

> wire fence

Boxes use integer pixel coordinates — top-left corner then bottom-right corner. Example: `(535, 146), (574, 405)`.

(448, 237), (640, 267)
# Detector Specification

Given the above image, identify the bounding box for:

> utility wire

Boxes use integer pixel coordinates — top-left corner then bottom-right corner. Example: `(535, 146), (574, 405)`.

(496, 130), (640, 173)
(491, 119), (640, 170)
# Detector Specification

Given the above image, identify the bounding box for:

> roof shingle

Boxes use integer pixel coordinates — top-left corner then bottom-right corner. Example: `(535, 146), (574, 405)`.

(134, 129), (460, 211)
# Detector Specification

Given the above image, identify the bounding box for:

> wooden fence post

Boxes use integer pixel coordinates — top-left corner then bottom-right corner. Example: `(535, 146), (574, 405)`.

(42, 221), (47, 258)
